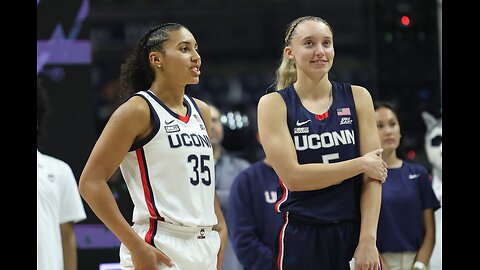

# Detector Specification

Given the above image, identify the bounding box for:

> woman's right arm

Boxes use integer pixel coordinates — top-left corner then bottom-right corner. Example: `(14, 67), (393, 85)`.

(257, 92), (386, 192)
(79, 96), (173, 268)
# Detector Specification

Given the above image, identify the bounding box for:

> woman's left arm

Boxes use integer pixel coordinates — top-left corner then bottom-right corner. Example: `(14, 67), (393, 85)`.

(351, 85), (383, 269)
(413, 208), (436, 268)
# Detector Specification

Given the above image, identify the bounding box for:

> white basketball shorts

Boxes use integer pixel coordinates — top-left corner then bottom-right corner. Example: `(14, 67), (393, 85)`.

(120, 221), (221, 270)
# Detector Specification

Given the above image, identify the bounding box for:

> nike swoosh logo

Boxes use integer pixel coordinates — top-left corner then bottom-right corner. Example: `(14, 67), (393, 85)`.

(409, 174), (420, 179)
(296, 119), (311, 126)
(165, 119), (175, 125)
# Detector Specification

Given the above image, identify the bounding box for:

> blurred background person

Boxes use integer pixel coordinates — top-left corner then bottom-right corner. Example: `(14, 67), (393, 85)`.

(374, 101), (440, 270)
(228, 118), (283, 270)
(94, 78), (123, 135)
(210, 103), (250, 270)
(37, 80), (87, 270)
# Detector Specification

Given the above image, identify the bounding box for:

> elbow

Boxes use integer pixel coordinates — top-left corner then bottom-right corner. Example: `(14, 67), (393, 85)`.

(278, 169), (303, 192)
(78, 175), (93, 200)
(78, 177), (86, 198)
(283, 180), (302, 191)
(270, 160), (304, 191)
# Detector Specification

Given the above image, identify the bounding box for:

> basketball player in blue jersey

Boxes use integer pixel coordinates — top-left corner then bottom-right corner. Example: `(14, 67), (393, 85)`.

(79, 23), (227, 270)
(374, 101), (439, 270)
(257, 16), (388, 270)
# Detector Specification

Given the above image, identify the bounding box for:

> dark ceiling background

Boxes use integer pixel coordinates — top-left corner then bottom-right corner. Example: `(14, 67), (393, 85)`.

(89, 0), (441, 161)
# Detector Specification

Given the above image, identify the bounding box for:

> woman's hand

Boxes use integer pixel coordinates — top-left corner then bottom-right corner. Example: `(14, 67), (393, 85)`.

(131, 242), (174, 270)
(362, 148), (388, 183)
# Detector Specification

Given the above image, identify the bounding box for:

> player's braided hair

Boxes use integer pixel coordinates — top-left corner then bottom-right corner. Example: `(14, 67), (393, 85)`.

(119, 23), (185, 99)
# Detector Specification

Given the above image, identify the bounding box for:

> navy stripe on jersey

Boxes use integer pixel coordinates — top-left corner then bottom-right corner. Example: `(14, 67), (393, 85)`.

(136, 148), (162, 220)
(145, 218), (158, 246)
(275, 81), (362, 224)
(188, 96), (207, 124)
(145, 90), (191, 123)
(130, 93), (161, 151)
(135, 147), (164, 246)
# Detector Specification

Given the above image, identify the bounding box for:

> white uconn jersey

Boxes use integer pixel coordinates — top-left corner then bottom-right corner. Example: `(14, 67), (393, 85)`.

(119, 90), (217, 227)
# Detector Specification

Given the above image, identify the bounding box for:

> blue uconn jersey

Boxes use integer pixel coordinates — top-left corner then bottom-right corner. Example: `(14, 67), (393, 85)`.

(275, 81), (362, 224)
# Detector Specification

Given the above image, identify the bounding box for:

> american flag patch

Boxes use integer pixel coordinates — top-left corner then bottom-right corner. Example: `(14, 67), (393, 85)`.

(337, 108), (351, 116)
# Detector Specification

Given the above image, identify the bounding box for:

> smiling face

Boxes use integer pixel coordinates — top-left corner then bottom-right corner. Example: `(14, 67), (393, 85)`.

(285, 20), (335, 78)
(375, 106), (401, 155)
(156, 27), (202, 85)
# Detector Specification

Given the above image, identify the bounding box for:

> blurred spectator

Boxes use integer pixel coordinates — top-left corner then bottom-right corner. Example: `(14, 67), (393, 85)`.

(37, 80), (87, 270)
(228, 127), (283, 270)
(95, 79), (122, 134)
(375, 101), (440, 270)
(210, 104), (250, 270)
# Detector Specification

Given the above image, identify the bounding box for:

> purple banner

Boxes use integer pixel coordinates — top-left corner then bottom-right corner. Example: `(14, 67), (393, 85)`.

(74, 223), (121, 249)
(37, 40), (91, 73)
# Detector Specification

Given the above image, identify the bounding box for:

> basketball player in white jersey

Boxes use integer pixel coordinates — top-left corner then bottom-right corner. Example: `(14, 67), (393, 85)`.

(79, 23), (227, 270)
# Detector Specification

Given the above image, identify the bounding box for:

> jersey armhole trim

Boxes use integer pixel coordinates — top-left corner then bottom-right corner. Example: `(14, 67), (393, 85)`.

(129, 93), (161, 151)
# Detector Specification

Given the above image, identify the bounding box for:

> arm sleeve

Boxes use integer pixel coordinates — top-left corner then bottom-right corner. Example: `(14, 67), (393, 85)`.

(228, 171), (276, 270)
